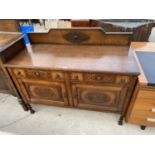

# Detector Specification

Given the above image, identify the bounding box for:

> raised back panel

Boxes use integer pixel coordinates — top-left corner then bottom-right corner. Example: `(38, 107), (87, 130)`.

(28, 28), (132, 45)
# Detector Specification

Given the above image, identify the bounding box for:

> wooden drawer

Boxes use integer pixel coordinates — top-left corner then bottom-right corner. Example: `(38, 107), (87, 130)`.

(131, 108), (155, 118)
(70, 72), (130, 85)
(130, 88), (155, 117)
(129, 116), (155, 127)
(130, 100), (155, 119)
(137, 89), (155, 101)
(12, 68), (65, 81)
(134, 102), (155, 111)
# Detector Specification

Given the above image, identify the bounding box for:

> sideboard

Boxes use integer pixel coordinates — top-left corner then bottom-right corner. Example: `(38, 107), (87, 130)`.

(1, 28), (140, 125)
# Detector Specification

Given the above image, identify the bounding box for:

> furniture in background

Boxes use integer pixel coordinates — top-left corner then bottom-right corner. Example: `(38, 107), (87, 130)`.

(71, 20), (90, 27)
(98, 19), (155, 41)
(0, 32), (22, 94)
(126, 42), (155, 130)
(0, 20), (20, 32)
(45, 20), (71, 29)
(3, 28), (139, 124)
(0, 32), (29, 111)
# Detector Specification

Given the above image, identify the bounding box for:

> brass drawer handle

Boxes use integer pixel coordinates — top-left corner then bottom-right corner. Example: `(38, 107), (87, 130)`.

(16, 71), (23, 78)
(147, 118), (155, 123)
(55, 74), (61, 80)
(17, 71), (21, 76)
(151, 108), (155, 113)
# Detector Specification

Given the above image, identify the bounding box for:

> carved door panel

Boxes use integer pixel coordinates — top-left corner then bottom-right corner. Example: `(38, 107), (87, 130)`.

(18, 79), (68, 106)
(72, 84), (127, 112)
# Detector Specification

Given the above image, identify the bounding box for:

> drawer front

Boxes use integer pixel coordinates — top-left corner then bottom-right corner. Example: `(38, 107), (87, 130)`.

(72, 84), (126, 112)
(133, 99), (155, 111)
(13, 68), (65, 81)
(70, 72), (130, 85)
(129, 116), (155, 127)
(131, 108), (155, 118)
(130, 88), (155, 117)
(137, 89), (155, 101)
(130, 101), (155, 120)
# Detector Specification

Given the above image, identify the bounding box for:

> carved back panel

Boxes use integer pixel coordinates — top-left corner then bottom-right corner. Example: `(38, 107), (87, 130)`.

(28, 28), (132, 45)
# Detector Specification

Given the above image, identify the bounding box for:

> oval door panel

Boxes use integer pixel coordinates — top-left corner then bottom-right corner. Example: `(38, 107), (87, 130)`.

(80, 90), (116, 106)
(24, 83), (63, 102)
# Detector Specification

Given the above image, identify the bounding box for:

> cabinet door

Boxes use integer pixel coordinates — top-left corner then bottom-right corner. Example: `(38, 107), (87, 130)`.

(72, 84), (127, 112)
(18, 79), (68, 106)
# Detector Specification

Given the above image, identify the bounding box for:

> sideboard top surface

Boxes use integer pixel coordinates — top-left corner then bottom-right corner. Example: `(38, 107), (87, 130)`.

(5, 43), (139, 75)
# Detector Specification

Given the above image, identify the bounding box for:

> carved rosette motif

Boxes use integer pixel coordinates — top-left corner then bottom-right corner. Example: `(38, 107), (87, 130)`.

(63, 32), (90, 43)
(85, 93), (110, 103)
(78, 88), (117, 106)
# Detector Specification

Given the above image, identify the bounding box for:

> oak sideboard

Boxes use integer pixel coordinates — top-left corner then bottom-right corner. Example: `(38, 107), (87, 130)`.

(1, 28), (140, 125)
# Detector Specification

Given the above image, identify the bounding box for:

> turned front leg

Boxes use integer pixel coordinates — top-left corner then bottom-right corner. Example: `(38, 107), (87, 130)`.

(26, 103), (35, 114)
(17, 97), (29, 111)
(118, 115), (124, 125)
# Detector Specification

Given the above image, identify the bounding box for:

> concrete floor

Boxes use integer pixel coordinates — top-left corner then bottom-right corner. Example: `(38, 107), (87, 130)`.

(0, 93), (155, 135)
(0, 27), (155, 135)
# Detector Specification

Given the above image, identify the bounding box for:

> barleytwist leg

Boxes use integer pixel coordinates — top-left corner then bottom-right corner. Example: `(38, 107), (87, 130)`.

(118, 115), (124, 125)
(17, 97), (29, 111)
(27, 104), (35, 114)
